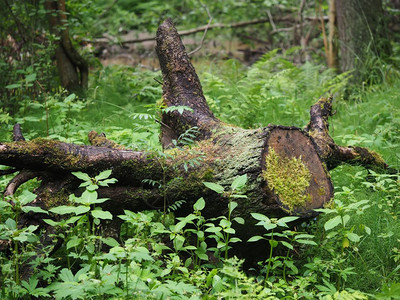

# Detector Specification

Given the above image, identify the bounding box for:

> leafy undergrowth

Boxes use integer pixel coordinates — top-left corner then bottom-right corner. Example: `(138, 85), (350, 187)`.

(1, 51), (400, 299)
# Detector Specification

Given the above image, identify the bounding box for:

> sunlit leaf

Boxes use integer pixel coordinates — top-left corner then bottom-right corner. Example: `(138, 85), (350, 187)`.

(203, 182), (224, 194)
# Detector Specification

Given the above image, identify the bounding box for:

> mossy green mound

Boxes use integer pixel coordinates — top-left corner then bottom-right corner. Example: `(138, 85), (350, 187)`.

(263, 148), (312, 212)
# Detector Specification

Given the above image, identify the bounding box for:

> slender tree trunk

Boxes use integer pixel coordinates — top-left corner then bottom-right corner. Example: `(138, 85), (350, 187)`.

(327, 0), (338, 69)
(336, 0), (391, 80)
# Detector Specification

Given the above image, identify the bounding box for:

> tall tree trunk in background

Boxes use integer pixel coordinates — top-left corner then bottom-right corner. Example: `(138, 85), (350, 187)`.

(336, 0), (391, 81)
(45, 0), (88, 94)
(327, 0), (338, 69)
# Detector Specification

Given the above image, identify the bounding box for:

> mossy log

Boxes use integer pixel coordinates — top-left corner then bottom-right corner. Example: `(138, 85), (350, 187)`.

(0, 19), (390, 243)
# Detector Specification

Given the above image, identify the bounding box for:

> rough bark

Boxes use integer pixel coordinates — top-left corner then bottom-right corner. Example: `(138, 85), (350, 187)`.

(0, 19), (391, 244)
(336, 0), (391, 80)
(45, 0), (88, 93)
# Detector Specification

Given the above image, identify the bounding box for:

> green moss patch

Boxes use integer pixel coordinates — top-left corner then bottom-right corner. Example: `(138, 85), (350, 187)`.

(262, 148), (312, 212)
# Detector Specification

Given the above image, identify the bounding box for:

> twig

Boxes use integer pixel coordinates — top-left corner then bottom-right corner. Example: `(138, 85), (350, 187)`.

(188, 1), (213, 56)
(267, 10), (276, 31)
(153, 78), (163, 85)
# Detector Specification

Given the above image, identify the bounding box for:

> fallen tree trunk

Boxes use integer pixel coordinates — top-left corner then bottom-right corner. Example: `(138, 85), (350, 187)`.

(0, 19), (389, 241)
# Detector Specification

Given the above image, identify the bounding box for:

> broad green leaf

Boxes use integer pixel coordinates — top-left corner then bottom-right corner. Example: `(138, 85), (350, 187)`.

(281, 241), (294, 250)
(229, 237), (242, 243)
(364, 226), (371, 235)
(231, 174), (247, 191)
(223, 228), (235, 234)
(43, 219), (58, 226)
(101, 237), (119, 247)
(49, 205), (77, 215)
(25, 73), (37, 82)
(324, 215), (342, 231)
(5, 218), (16, 230)
(22, 206), (48, 214)
(196, 253), (209, 260)
(342, 214), (350, 226)
(86, 243), (95, 254)
(219, 219), (231, 228)
(193, 197), (205, 211)
(217, 241), (226, 249)
(183, 245), (197, 250)
(98, 178), (118, 186)
(346, 232), (360, 242)
(250, 212), (270, 222)
(205, 227), (221, 233)
(95, 170), (112, 181)
(277, 216), (299, 227)
(261, 222), (277, 231)
(67, 236), (82, 249)
(161, 268), (171, 277)
(185, 258), (193, 267)
(228, 201), (238, 214)
(91, 209), (113, 220)
(248, 235), (264, 242)
(14, 234), (28, 242)
(327, 231), (338, 239)
(173, 235), (185, 250)
(296, 239), (317, 245)
(0, 200), (12, 209)
(284, 260), (298, 273)
(71, 171), (91, 182)
(6, 83), (22, 89)
(79, 190), (98, 205)
(64, 93), (76, 102)
(66, 216), (81, 224)
(74, 205), (90, 215)
(203, 182), (224, 194)
(20, 190), (37, 205)
(233, 217), (245, 224)
(295, 233), (315, 239)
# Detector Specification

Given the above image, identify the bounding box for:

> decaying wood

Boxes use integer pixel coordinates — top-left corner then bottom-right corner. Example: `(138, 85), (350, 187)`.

(0, 19), (392, 245)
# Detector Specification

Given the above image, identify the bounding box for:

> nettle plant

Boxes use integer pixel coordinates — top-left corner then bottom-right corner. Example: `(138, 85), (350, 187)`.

(44, 170), (118, 270)
(0, 190), (49, 298)
(202, 174), (247, 260)
(155, 174), (248, 273)
(247, 213), (317, 284)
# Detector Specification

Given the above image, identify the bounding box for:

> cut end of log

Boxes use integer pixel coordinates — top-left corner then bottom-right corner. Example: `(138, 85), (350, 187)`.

(262, 126), (334, 217)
